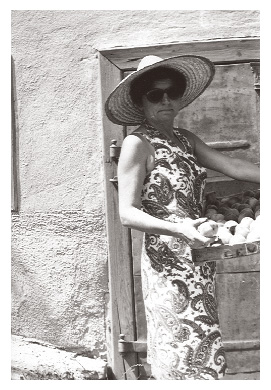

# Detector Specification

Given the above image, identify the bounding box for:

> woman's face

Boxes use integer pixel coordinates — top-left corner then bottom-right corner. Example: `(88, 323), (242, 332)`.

(141, 78), (183, 124)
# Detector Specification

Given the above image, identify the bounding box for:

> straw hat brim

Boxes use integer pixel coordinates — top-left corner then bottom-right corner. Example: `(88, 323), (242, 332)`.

(105, 55), (215, 126)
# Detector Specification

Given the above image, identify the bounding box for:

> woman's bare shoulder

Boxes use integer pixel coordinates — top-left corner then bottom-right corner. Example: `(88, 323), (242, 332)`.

(121, 126), (153, 158)
(128, 125), (154, 152)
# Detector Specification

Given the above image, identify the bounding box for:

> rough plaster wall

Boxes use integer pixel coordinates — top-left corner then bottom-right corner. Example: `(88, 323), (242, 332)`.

(12, 211), (107, 357)
(11, 10), (260, 357)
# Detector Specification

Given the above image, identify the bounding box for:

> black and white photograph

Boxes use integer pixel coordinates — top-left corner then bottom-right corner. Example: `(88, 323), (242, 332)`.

(10, 7), (261, 381)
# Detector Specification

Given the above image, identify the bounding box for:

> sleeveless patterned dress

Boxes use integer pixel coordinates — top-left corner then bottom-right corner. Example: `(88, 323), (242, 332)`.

(139, 122), (227, 380)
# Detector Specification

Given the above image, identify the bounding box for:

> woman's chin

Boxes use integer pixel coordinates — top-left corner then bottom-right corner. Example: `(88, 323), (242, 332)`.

(157, 111), (175, 122)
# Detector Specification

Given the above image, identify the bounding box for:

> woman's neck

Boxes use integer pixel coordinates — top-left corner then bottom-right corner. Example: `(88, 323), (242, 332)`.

(145, 118), (175, 137)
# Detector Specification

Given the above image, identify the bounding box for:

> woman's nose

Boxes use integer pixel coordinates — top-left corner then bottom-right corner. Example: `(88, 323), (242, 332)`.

(161, 92), (170, 103)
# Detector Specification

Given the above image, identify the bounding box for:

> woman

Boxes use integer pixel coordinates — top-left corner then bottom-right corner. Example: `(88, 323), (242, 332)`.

(105, 55), (260, 380)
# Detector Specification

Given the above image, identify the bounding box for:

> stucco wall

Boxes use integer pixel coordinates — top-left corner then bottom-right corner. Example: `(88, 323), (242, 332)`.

(11, 10), (260, 358)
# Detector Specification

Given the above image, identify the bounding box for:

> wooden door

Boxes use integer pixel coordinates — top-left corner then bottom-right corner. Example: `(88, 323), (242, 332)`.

(99, 38), (260, 380)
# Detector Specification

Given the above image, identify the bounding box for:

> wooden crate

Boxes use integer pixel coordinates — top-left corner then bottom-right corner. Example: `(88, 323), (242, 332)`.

(192, 241), (260, 379)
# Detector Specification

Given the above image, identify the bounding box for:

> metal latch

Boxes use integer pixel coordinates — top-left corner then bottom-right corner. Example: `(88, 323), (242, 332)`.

(118, 334), (147, 355)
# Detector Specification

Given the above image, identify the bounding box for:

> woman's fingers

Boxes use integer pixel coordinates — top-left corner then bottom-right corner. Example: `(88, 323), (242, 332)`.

(191, 217), (207, 228)
(177, 218), (218, 248)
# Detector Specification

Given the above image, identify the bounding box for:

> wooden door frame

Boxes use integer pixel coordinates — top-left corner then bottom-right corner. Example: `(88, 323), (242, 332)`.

(98, 37), (260, 380)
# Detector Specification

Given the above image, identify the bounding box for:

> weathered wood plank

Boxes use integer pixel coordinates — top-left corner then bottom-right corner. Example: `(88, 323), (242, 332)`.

(224, 350), (260, 374)
(222, 371), (260, 380)
(137, 353), (152, 380)
(99, 53), (138, 380)
(206, 140), (250, 149)
(216, 253), (260, 273)
(223, 339), (260, 351)
(204, 180), (259, 198)
(133, 275), (147, 340)
(100, 38), (260, 70)
(192, 242), (260, 263)
(177, 63), (260, 164)
(215, 271), (259, 342)
(216, 257), (260, 376)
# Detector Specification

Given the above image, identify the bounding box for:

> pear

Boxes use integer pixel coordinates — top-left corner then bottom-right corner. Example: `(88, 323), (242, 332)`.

(249, 219), (260, 232)
(240, 206), (253, 213)
(210, 213), (225, 222)
(218, 206), (231, 214)
(255, 209), (260, 218)
(217, 226), (233, 244)
(205, 209), (217, 218)
(248, 218), (260, 242)
(239, 216), (254, 229)
(243, 190), (255, 198)
(254, 189), (260, 200)
(247, 197), (259, 210)
(252, 200), (260, 211)
(205, 192), (217, 205)
(224, 208), (239, 222)
(206, 204), (218, 211)
(224, 220), (238, 228)
(238, 209), (254, 223)
(234, 224), (249, 238)
(229, 234), (247, 245)
(198, 220), (218, 238)
(242, 196), (250, 204)
(246, 231), (260, 242)
(220, 197), (231, 206)
(254, 204), (260, 213)
(231, 202), (241, 210)
(227, 197), (241, 207)
(224, 220), (238, 234)
(237, 203), (250, 212)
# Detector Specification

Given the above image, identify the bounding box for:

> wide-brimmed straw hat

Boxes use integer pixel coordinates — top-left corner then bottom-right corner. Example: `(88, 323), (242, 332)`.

(105, 54), (215, 126)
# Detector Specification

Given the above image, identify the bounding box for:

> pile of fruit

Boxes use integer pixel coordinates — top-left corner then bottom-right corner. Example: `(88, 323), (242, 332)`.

(198, 189), (260, 246)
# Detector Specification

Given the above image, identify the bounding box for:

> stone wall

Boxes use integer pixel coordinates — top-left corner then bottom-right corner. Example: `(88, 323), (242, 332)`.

(11, 9), (260, 366)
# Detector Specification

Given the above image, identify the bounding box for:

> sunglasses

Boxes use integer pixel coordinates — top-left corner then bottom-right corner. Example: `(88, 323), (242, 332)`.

(145, 86), (182, 103)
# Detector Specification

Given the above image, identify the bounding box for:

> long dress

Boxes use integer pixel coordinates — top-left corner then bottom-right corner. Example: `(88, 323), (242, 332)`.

(139, 122), (227, 380)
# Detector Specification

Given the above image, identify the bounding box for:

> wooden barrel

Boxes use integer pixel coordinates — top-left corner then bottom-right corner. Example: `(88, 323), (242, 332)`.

(192, 241), (260, 380)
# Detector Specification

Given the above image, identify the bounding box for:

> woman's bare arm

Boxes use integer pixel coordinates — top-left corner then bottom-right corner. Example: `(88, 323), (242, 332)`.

(189, 132), (260, 183)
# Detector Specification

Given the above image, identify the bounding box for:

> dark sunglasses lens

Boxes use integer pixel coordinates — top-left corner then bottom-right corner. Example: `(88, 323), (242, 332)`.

(146, 89), (164, 103)
(146, 87), (181, 103)
(167, 87), (181, 99)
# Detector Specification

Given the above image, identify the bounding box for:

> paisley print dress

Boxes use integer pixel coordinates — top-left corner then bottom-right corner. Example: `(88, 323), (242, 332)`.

(139, 123), (227, 380)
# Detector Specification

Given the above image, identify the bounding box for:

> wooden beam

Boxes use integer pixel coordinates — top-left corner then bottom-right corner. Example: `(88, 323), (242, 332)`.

(192, 241), (260, 264)
(206, 140), (250, 149)
(100, 38), (260, 70)
(99, 53), (138, 380)
(223, 339), (260, 351)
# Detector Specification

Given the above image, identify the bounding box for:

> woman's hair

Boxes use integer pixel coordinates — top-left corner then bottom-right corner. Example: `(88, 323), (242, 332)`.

(130, 66), (187, 106)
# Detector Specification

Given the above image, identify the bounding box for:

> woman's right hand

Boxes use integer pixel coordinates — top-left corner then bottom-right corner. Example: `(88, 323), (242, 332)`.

(175, 217), (216, 249)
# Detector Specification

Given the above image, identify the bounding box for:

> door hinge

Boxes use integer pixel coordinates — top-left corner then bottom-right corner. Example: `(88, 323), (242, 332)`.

(109, 176), (118, 183)
(118, 334), (147, 355)
(109, 139), (121, 160)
